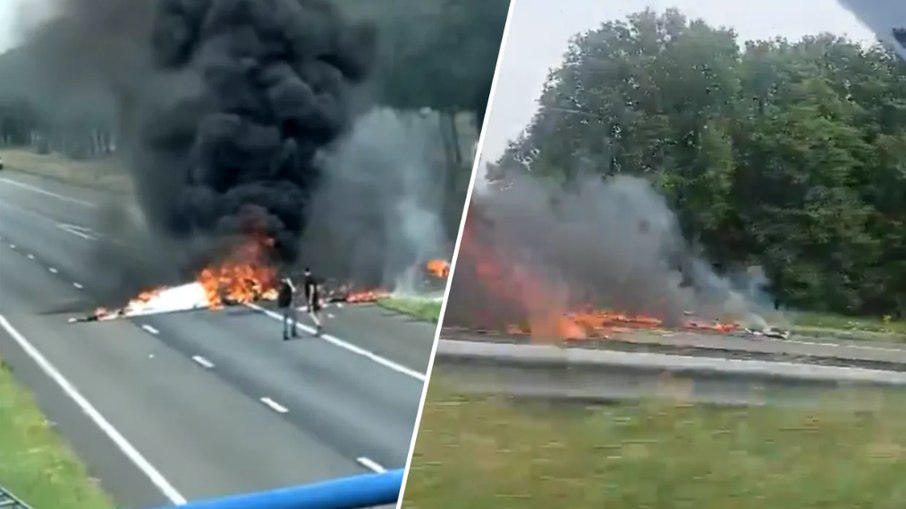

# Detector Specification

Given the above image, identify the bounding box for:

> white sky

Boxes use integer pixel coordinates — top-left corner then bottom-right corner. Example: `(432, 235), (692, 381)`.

(0, 0), (54, 53)
(0, 0), (19, 53)
(479, 0), (879, 163)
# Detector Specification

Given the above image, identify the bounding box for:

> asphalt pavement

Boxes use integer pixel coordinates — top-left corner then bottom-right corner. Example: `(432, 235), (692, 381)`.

(0, 172), (436, 508)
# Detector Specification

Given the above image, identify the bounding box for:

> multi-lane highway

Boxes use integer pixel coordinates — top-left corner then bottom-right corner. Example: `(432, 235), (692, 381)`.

(0, 171), (435, 508)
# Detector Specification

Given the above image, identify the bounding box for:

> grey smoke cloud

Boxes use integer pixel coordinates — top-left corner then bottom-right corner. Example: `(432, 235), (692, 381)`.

(301, 108), (451, 289)
(447, 173), (771, 332)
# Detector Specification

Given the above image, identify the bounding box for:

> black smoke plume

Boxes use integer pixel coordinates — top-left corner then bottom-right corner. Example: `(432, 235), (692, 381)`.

(25, 0), (376, 297)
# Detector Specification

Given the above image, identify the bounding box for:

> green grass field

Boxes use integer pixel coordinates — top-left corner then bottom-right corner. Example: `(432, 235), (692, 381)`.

(0, 359), (114, 509)
(0, 149), (131, 193)
(791, 311), (906, 339)
(403, 382), (906, 509)
(378, 297), (443, 322)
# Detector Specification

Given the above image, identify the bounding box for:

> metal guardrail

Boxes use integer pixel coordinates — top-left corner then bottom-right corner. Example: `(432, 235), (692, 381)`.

(0, 487), (32, 509)
(147, 469), (403, 509)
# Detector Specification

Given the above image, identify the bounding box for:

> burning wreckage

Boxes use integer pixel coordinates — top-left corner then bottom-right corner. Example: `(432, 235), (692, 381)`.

(444, 174), (792, 343)
(69, 235), (449, 324)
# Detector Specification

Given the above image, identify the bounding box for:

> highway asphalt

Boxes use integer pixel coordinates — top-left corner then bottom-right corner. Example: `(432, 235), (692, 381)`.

(0, 172), (436, 508)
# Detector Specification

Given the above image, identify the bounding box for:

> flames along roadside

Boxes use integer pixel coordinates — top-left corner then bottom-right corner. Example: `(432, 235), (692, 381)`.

(453, 213), (790, 343)
(69, 235), (450, 324)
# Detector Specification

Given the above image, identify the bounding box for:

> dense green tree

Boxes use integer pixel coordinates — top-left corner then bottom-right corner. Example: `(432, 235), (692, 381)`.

(497, 9), (906, 317)
(370, 0), (509, 127)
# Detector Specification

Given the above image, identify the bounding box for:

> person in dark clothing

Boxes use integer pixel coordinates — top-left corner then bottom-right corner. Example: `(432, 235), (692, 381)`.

(303, 267), (324, 336)
(277, 274), (299, 340)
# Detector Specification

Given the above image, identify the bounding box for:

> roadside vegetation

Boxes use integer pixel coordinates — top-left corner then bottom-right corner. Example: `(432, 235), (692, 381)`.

(0, 359), (115, 509)
(378, 297), (443, 322)
(0, 149), (129, 193)
(404, 382), (906, 509)
(792, 311), (906, 339)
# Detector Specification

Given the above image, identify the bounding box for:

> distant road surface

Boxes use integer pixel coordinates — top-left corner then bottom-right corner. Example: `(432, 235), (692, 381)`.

(0, 171), (435, 508)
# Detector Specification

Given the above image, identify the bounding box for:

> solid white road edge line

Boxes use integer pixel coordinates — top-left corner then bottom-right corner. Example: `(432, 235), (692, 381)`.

(259, 397), (289, 414)
(191, 355), (215, 369)
(356, 457), (387, 474)
(0, 315), (187, 505)
(0, 177), (96, 207)
(245, 303), (426, 382)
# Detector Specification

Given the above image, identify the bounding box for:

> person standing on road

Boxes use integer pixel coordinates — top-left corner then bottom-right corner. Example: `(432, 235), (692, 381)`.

(278, 274), (299, 341)
(303, 267), (324, 336)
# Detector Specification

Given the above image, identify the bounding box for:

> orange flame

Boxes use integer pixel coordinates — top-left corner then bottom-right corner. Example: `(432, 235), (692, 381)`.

(426, 259), (450, 279)
(346, 289), (390, 303)
(91, 234), (279, 320)
(459, 210), (738, 340)
(197, 234), (278, 310)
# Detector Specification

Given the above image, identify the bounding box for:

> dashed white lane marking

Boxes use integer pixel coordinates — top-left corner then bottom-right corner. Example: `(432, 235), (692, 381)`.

(48, 267), (58, 274)
(260, 397), (289, 414)
(246, 303), (426, 383)
(26, 254), (34, 259)
(0, 177), (96, 207)
(73, 282), (83, 289)
(191, 355), (215, 369)
(58, 224), (97, 241)
(356, 457), (387, 473)
(9, 244), (15, 249)
(0, 315), (187, 505)
(140, 324), (159, 335)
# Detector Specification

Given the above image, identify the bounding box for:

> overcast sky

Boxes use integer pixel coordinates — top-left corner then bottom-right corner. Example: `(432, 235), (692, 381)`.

(0, 0), (19, 53)
(479, 0), (879, 164)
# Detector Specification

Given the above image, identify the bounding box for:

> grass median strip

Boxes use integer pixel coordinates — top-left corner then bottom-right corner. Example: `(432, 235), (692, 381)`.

(792, 311), (906, 340)
(0, 149), (131, 194)
(378, 297), (442, 323)
(403, 381), (906, 509)
(0, 359), (114, 509)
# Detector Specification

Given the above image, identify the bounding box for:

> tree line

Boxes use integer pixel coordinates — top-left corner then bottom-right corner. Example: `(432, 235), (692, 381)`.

(494, 9), (906, 318)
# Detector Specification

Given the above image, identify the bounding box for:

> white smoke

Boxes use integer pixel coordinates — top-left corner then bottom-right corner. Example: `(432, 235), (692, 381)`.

(306, 107), (452, 292)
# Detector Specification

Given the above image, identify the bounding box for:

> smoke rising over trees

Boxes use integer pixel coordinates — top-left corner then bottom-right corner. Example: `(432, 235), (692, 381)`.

(485, 8), (906, 318)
